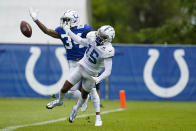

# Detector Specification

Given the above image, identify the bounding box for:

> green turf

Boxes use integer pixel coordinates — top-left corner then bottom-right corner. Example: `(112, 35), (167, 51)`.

(0, 98), (196, 131)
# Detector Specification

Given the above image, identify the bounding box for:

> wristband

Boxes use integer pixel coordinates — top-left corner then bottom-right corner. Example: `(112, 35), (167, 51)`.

(34, 19), (38, 22)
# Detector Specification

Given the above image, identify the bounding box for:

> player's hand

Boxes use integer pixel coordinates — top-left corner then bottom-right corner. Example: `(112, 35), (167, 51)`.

(62, 23), (71, 33)
(29, 8), (38, 22)
(91, 76), (100, 85)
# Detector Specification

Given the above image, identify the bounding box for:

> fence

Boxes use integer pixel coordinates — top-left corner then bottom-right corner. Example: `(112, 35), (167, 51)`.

(0, 43), (196, 100)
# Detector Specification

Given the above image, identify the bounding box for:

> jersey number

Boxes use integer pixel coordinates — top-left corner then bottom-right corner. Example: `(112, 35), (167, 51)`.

(61, 33), (84, 49)
(89, 50), (99, 64)
(86, 45), (99, 64)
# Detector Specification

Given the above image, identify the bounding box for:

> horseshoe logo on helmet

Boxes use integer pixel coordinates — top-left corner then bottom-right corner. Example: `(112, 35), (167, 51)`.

(143, 49), (189, 98)
(25, 47), (69, 96)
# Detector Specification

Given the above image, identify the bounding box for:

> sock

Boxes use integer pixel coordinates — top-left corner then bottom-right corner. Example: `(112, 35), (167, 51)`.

(96, 115), (101, 120)
(59, 91), (66, 103)
(90, 88), (100, 112)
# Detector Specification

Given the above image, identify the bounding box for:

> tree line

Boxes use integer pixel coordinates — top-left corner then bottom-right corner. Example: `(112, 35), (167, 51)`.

(91, 0), (196, 44)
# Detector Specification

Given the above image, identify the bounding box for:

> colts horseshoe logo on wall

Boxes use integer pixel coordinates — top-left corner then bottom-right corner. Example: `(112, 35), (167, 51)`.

(143, 49), (189, 98)
(25, 47), (69, 96)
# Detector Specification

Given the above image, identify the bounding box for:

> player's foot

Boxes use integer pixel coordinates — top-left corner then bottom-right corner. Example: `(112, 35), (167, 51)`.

(46, 100), (63, 109)
(81, 103), (87, 112)
(68, 105), (77, 123)
(95, 118), (102, 126)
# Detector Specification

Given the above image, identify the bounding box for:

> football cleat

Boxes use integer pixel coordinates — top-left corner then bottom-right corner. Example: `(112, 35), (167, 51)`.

(95, 119), (102, 126)
(68, 105), (78, 123)
(81, 102), (87, 112)
(46, 100), (63, 109)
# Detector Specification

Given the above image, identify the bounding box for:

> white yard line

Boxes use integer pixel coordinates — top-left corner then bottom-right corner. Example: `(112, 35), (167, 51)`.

(1, 108), (124, 131)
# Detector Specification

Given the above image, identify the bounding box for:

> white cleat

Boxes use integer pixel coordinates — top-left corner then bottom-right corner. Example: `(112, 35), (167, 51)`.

(68, 105), (77, 123)
(46, 100), (63, 109)
(95, 119), (102, 126)
(81, 103), (87, 112)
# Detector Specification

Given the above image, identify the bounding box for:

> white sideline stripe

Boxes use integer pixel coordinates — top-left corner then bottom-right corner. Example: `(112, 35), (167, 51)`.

(1, 108), (124, 131)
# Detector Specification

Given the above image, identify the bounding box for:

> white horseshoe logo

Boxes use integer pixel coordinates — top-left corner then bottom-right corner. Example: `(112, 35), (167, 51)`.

(25, 47), (69, 96)
(143, 49), (189, 98)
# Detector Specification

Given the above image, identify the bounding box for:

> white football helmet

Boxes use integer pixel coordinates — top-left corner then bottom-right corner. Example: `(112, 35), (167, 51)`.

(95, 25), (115, 45)
(60, 10), (80, 27)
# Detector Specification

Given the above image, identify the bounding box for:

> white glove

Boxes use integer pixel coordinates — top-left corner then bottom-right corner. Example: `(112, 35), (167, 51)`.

(91, 76), (100, 85)
(29, 8), (38, 21)
(62, 23), (71, 33)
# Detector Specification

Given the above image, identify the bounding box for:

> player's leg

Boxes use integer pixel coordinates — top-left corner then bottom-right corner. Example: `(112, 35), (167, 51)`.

(67, 81), (81, 99)
(69, 76), (94, 122)
(70, 76), (102, 126)
(69, 87), (89, 123)
(79, 81), (90, 112)
(96, 83), (104, 108)
(82, 72), (102, 126)
(67, 60), (88, 112)
(81, 93), (89, 112)
(90, 87), (102, 126)
(68, 81), (89, 112)
(46, 80), (73, 109)
(46, 67), (82, 109)
(67, 60), (81, 100)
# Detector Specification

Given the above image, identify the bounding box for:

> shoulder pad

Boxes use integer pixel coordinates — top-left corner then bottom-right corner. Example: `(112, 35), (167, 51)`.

(55, 26), (65, 36)
(77, 24), (92, 31)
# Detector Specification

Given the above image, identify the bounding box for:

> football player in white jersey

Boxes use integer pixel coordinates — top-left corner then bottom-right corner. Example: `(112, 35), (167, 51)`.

(48, 24), (115, 126)
(29, 8), (98, 112)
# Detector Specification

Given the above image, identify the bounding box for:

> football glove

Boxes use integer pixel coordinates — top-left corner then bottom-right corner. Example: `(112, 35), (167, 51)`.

(62, 22), (71, 33)
(91, 76), (100, 85)
(29, 8), (38, 22)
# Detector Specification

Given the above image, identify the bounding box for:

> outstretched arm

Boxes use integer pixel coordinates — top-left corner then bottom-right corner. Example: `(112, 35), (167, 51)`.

(63, 25), (89, 46)
(29, 8), (60, 39)
(34, 20), (60, 38)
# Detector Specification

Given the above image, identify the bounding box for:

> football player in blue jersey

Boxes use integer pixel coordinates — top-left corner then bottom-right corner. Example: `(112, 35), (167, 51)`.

(29, 8), (100, 113)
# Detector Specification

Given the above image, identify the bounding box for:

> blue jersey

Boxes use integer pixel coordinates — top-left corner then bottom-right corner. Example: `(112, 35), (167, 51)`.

(55, 24), (92, 61)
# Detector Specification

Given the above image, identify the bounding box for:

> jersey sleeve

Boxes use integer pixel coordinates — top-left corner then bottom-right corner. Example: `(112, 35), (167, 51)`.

(96, 58), (112, 84)
(103, 45), (115, 58)
(55, 26), (65, 37)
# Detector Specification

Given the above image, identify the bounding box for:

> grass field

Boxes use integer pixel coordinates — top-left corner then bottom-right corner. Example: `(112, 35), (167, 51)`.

(0, 98), (196, 131)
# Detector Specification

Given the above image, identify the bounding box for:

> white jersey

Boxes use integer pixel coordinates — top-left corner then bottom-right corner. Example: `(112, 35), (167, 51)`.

(78, 31), (115, 74)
